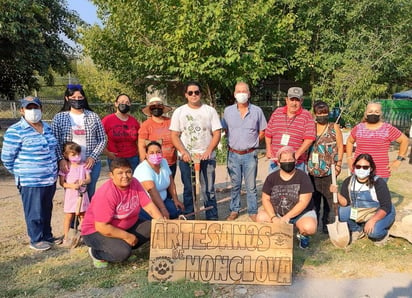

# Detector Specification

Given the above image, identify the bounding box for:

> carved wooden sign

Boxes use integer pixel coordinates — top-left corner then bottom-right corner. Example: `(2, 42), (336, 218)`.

(148, 220), (293, 285)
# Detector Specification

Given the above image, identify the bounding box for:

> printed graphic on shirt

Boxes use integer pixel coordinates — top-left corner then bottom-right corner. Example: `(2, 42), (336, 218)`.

(270, 184), (300, 216)
(115, 194), (140, 219)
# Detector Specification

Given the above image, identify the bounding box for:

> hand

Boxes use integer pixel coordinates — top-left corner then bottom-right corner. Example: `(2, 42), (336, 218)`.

(266, 151), (273, 160)
(85, 157), (95, 170)
(160, 208), (170, 219)
(330, 184), (338, 193)
(280, 216), (290, 224)
(335, 165), (342, 176)
(388, 160), (401, 173)
(59, 159), (69, 173)
(107, 151), (117, 160)
(181, 151), (192, 163)
(200, 150), (211, 160)
(124, 233), (138, 247)
(364, 218), (377, 235)
(174, 200), (185, 211)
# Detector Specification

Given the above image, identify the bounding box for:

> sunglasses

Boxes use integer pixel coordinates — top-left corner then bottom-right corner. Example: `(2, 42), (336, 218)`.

(187, 90), (200, 96)
(355, 165), (370, 170)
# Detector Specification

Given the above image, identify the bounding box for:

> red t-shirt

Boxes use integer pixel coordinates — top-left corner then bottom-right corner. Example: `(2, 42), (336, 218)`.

(351, 122), (402, 178)
(81, 178), (151, 236)
(138, 117), (177, 165)
(102, 113), (140, 158)
(265, 106), (316, 164)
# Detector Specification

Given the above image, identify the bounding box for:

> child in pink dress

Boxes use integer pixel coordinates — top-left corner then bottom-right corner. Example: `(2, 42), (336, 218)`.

(59, 142), (91, 246)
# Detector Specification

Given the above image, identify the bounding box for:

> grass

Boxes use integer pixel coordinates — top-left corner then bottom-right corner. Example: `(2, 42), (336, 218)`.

(0, 151), (411, 296)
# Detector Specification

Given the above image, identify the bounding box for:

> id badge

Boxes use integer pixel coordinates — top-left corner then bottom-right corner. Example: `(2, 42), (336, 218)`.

(350, 207), (358, 220)
(311, 152), (319, 164)
(280, 134), (290, 146)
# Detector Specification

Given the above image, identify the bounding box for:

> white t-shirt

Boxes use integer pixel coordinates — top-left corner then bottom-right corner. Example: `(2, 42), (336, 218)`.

(169, 104), (222, 157)
(69, 112), (87, 161)
(133, 159), (171, 200)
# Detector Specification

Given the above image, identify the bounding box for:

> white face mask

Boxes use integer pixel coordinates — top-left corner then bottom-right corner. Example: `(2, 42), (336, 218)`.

(354, 168), (370, 179)
(235, 92), (248, 104)
(24, 109), (42, 123)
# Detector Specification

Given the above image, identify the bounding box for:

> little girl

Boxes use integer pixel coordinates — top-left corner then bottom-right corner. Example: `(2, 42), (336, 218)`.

(59, 141), (91, 246)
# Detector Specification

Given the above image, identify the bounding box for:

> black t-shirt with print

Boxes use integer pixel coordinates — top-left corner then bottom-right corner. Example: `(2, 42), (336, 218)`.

(262, 169), (314, 217)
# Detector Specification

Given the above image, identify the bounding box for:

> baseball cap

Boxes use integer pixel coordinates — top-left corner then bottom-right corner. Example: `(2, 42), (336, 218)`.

(287, 87), (303, 100)
(20, 97), (42, 108)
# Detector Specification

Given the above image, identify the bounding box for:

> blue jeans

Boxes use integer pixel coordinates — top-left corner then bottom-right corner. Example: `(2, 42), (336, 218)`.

(179, 158), (218, 220)
(19, 183), (56, 244)
(227, 150), (258, 215)
(87, 160), (102, 200)
(83, 219), (151, 262)
(339, 205), (396, 239)
(107, 155), (139, 173)
(269, 161), (306, 174)
(139, 197), (182, 220)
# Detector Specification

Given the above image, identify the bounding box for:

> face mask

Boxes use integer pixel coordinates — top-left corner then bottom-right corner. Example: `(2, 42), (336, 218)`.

(235, 93), (248, 104)
(316, 115), (329, 125)
(280, 162), (295, 173)
(70, 99), (85, 110)
(354, 168), (370, 179)
(69, 155), (81, 163)
(24, 109), (42, 123)
(366, 114), (380, 124)
(147, 153), (163, 165)
(118, 104), (130, 114)
(151, 108), (164, 117)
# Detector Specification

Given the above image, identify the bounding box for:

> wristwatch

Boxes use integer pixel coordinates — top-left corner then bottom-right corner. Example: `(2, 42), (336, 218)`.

(396, 156), (406, 161)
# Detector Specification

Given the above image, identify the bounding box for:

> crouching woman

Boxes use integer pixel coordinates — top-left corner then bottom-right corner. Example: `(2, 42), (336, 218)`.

(81, 158), (163, 268)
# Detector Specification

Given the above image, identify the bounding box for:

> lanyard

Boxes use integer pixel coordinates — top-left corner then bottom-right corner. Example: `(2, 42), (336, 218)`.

(285, 114), (297, 133)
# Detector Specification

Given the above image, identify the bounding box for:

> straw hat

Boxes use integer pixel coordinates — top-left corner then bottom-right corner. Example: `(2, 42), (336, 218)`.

(142, 97), (172, 116)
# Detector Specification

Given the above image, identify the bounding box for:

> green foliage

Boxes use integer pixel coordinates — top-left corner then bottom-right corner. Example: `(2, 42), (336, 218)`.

(83, 0), (295, 105)
(0, 0), (84, 100)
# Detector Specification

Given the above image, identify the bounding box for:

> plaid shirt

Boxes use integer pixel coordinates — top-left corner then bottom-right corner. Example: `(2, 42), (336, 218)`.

(51, 110), (107, 161)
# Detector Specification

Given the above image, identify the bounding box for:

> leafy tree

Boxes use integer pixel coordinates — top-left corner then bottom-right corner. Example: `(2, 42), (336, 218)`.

(82, 0), (295, 105)
(0, 0), (83, 100)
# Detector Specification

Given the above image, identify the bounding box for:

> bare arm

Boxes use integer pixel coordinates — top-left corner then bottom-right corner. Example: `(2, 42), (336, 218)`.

(140, 180), (170, 219)
(282, 192), (312, 222)
(103, 147), (117, 160)
(262, 192), (276, 218)
(142, 201), (163, 220)
(258, 130), (265, 142)
(202, 129), (221, 160)
(295, 139), (314, 161)
(265, 136), (273, 159)
(389, 133), (409, 172)
(171, 130), (191, 162)
(167, 175), (185, 211)
(346, 134), (356, 170)
(334, 123), (344, 175)
(137, 138), (147, 162)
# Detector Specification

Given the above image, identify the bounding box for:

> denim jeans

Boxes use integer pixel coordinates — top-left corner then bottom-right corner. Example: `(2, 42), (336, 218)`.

(227, 150), (258, 215)
(108, 155), (139, 173)
(269, 161), (306, 174)
(339, 205), (396, 239)
(179, 158), (218, 220)
(83, 219), (151, 262)
(139, 197), (182, 220)
(87, 160), (101, 200)
(19, 183), (56, 244)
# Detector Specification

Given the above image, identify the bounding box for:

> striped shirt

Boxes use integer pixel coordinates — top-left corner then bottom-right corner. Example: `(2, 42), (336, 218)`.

(1, 118), (58, 187)
(51, 110), (107, 162)
(351, 122), (402, 178)
(265, 106), (316, 163)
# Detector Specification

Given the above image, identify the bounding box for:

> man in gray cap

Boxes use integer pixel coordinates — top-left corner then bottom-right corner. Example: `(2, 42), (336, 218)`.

(265, 87), (316, 173)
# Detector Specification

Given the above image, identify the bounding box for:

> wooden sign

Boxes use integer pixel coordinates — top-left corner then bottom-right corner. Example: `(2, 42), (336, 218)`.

(148, 220), (293, 285)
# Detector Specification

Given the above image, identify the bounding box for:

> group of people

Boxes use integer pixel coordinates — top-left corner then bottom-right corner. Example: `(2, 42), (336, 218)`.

(1, 81), (408, 268)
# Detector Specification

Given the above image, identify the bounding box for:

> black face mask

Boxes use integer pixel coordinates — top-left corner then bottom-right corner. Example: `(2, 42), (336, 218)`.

(280, 162), (296, 173)
(366, 114), (380, 124)
(69, 99), (85, 110)
(316, 115), (329, 125)
(151, 108), (164, 117)
(118, 104), (130, 114)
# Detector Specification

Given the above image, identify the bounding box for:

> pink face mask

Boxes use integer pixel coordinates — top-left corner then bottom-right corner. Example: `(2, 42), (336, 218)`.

(147, 153), (163, 165)
(69, 155), (81, 163)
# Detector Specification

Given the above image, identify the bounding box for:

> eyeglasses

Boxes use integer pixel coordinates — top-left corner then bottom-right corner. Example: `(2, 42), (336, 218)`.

(187, 90), (200, 96)
(355, 165), (370, 170)
(288, 98), (301, 102)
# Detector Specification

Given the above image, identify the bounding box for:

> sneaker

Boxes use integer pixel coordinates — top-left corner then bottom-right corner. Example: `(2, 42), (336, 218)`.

(226, 212), (239, 221)
(297, 233), (310, 249)
(351, 231), (365, 243)
(88, 247), (108, 269)
(29, 241), (52, 251)
(45, 236), (63, 245)
(374, 232), (390, 247)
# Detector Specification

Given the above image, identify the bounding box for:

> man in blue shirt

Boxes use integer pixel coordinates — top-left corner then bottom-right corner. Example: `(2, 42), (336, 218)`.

(222, 82), (267, 221)
(1, 97), (59, 251)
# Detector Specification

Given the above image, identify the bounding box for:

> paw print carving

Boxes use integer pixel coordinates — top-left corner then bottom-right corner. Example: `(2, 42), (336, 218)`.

(155, 261), (170, 275)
